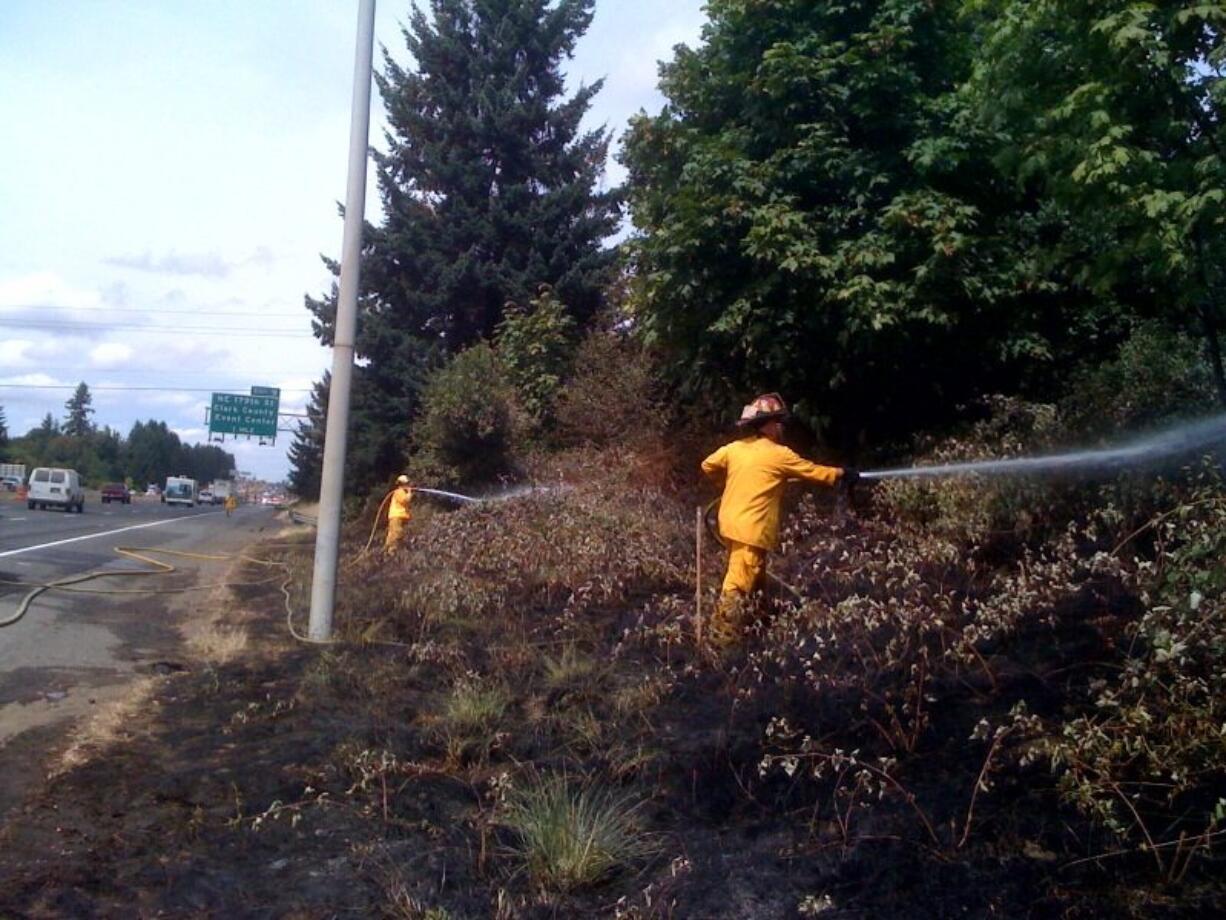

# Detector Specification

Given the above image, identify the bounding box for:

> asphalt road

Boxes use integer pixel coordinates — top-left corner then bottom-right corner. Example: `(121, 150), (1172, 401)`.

(1, 494), (222, 586)
(0, 492), (282, 755)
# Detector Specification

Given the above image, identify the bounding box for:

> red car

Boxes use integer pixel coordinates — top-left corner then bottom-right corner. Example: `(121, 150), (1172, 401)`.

(101, 483), (131, 504)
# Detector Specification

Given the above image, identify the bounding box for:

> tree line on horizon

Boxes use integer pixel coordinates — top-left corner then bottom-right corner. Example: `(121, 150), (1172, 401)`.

(0, 382), (235, 488)
(290, 0), (1224, 496)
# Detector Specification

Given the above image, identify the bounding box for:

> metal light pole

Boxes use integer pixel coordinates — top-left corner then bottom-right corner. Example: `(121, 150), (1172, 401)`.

(308, 0), (377, 642)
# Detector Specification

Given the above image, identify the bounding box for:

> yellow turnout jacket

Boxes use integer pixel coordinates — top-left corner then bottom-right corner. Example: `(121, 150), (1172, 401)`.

(388, 486), (413, 520)
(701, 435), (841, 551)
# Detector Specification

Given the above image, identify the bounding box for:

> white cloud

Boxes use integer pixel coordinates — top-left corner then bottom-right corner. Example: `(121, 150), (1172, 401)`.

(105, 246), (278, 278)
(0, 339), (35, 367)
(0, 371), (62, 387)
(90, 342), (134, 367)
(0, 271), (101, 310)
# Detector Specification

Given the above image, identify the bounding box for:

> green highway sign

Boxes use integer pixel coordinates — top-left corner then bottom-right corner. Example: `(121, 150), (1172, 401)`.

(251, 385), (280, 397)
(209, 392), (279, 438)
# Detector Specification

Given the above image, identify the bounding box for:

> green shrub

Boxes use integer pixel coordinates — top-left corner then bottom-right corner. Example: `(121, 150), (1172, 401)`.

(409, 342), (521, 486)
(1059, 320), (1216, 439)
(496, 284), (576, 430)
(874, 396), (1062, 542)
(554, 327), (664, 449)
(1043, 480), (1226, 872)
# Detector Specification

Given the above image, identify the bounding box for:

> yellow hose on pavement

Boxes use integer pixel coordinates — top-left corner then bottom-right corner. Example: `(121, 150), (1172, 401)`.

(0, 546), (294, 630)
(2, 486), (429, 640)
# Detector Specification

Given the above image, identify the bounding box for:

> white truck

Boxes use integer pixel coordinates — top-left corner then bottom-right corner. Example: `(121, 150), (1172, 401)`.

(211, 479), (234, 505)
(164, 476), (198, 507)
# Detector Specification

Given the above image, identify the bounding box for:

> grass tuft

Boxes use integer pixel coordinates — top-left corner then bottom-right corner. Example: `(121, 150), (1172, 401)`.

(444, 680), (509, 732)
(185, 622), (248, 664)
(439, 678), (509, 764)
(541, 643), (603, 691)
(501, 773), (655, 892)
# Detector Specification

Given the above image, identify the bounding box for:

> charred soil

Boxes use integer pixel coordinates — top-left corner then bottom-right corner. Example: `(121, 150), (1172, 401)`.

(1, 464), (1224, 918)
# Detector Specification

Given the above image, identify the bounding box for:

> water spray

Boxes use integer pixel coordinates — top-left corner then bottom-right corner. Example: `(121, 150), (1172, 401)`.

(350, 483), (564, 559)
(413, 487), (480, 504)
(414, 484), (562, 504)
(859, 413), (1226, 481)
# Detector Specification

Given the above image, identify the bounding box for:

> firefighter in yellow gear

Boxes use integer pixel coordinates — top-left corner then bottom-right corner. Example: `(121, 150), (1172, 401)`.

(384, 474), (413, 552)
(224, 494), (238, 517)
(701, 393), (855, 648)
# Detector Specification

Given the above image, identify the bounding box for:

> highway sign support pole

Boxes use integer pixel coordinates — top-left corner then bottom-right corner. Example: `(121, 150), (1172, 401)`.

(309, 0), (376, 643)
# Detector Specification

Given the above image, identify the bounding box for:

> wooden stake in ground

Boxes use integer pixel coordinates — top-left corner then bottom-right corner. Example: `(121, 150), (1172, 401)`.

(695, 505), (703, 645)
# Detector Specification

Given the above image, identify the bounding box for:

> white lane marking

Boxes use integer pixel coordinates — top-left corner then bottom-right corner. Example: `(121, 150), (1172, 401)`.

(9, 517), (26, 522)
(0, 512), (224, 559)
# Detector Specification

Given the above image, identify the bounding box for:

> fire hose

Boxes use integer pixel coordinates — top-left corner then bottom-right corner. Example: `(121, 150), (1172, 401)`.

(0, 546), (295, 630)
(353, 485), (481, 559)
(0, 485), (485, 636)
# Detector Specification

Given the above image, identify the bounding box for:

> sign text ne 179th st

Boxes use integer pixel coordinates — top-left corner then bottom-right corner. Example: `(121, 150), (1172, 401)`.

(209, 393), (279, 439)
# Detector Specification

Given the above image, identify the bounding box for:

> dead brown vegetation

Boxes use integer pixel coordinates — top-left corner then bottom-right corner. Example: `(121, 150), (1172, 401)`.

(3, 425), (1225, 917)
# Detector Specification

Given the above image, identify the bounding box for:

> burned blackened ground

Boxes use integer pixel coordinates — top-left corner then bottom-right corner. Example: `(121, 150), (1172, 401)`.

(1, 476), (1223, 918)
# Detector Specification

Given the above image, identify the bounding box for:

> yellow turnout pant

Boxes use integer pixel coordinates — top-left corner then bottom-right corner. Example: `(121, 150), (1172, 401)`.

(711, 541), (766, 647)
(385, 516), (408, 552)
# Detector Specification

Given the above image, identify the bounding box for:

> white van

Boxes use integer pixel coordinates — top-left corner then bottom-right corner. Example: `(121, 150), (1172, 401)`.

(164, 476), (198, 507)
(27, 467), (85, 513)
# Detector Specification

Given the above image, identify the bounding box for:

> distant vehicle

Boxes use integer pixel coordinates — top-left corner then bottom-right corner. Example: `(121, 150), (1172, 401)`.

(101, 483), (131, 504)
(0, 463), (26, 489)
(211, 479), (234, 505)
(164, 476), (198, 508)
(199, 489), (214, 505)
(145, 484), (161, 497)
(27, 467), (85, 513)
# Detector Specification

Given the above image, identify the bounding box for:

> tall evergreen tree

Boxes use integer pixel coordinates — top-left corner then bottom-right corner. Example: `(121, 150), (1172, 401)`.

(126, 420), (181, 487)
(63, 382), (95, 438)
(0, 404), (8, 451)
(287, 374), (329, 499)
(306, 0), (619, 490)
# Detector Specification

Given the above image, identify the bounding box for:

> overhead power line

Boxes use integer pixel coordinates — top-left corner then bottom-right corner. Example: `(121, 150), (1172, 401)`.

(0, 383), (311, 393)
(0, 304), (306, 318)
(0, 318), (314, 338)
(8, 366), (289, 378)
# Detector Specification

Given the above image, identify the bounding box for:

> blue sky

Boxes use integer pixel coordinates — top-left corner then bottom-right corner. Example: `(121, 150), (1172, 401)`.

(0, 1), (707, 481)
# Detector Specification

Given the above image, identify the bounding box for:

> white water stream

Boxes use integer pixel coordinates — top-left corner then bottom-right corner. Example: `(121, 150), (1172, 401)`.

(414, 484), (565, 504)
(861, 413), (1226, 481)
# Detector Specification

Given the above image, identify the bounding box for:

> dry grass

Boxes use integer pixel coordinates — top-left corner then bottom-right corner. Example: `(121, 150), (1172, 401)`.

(185, 621), (249, 664)
(613, 677), (671, 720)
(50, 676), (159, 777)
(540, 643), (604, 691)
(438, 679), (510, 764)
